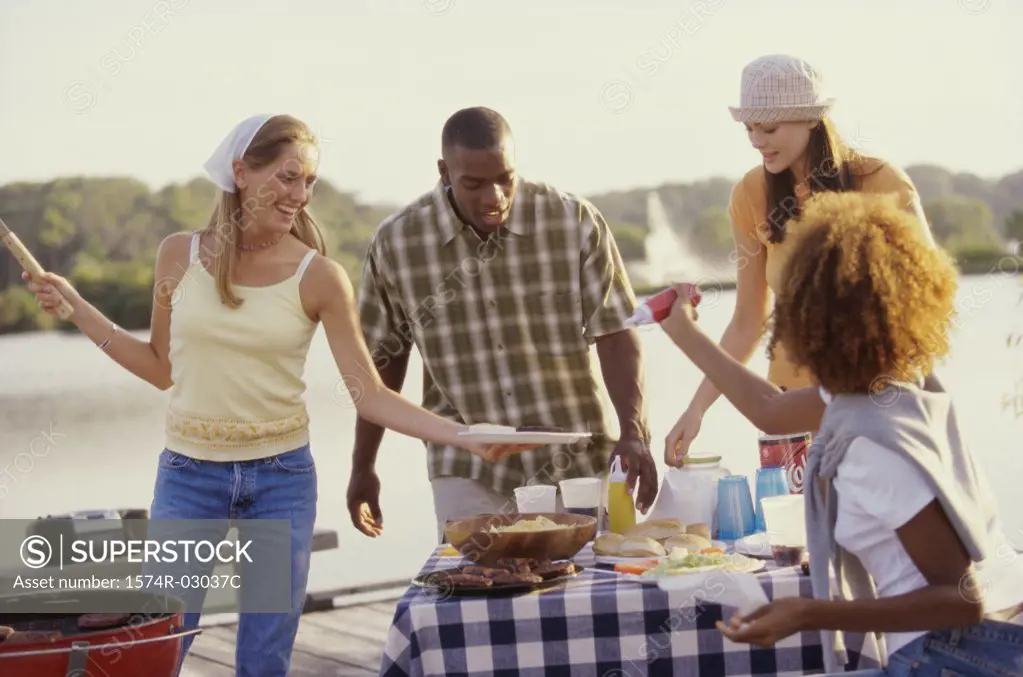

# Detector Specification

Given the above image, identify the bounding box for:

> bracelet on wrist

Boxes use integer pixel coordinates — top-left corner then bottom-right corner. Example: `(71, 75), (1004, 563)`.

(97, 322), (119, 352)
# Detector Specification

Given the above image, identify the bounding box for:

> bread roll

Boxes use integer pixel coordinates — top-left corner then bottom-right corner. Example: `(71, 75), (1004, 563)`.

(593, 532), (626, 556)
(624, 518), (685, 542)
(664, 533), (712, 554)
(617, 536), (666, 558)
(685, 523), (711, 540)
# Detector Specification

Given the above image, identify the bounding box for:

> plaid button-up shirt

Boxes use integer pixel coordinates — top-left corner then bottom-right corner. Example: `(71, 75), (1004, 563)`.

(357, 177), (639, 498)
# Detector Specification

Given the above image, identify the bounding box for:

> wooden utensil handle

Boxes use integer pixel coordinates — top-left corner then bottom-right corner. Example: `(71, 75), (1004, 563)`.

(1, 232), (75, 321)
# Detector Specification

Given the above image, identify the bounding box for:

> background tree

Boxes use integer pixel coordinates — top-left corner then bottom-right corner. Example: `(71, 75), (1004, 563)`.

(3, 164), (1021, 335)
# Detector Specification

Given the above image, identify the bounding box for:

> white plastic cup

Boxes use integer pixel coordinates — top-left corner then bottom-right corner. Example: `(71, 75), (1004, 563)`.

(558, 478), (602, 509)
(514, 485), (557, 513)
(760, 495), (806, 547)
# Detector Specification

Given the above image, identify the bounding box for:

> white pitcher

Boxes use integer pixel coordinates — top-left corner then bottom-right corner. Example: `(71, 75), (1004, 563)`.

(646, 455), (731, 535)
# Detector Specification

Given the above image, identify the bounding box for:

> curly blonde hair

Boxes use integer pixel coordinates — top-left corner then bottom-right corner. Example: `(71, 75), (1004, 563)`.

(767, 191), (959, 395)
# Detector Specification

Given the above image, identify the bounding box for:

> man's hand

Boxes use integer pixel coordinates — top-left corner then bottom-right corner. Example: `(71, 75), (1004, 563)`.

(346, 468), (383, 538)
(594, 328), (655, 513)
(613, 434), (658, 514)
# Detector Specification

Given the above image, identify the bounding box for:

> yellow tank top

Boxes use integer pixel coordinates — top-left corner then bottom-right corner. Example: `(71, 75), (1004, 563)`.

(727, 156), (930, 389)
(165, 232), (318, 461)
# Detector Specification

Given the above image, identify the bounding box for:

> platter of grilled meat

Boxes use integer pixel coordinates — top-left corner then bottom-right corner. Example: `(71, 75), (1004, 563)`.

(413, 557), (581, 596)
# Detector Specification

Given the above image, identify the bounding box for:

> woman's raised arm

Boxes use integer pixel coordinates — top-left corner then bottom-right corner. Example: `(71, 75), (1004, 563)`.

(660, 285), (825, 437)
(22, 231), (190, 390)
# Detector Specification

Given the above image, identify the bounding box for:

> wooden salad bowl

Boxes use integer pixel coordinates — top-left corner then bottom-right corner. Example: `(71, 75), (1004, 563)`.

(443, 512), (597, 565)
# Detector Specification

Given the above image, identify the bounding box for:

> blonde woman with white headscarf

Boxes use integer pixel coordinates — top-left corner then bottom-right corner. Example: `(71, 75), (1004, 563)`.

(22, 113), (534, 676)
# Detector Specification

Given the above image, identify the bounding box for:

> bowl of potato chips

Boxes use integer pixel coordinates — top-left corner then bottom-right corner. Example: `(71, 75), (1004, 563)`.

(444, 512), (597, 565)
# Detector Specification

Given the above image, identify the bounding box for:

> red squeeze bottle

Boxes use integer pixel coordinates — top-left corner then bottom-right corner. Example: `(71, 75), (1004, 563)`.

(624, 285), (701, 327)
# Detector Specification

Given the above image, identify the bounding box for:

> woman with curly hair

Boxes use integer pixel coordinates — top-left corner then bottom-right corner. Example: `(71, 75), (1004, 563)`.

(664, 53), (937, 466)
(659, 192), (1023, 676)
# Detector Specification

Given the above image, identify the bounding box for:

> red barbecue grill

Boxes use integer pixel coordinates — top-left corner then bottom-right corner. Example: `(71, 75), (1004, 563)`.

(0, 588), (198, 677)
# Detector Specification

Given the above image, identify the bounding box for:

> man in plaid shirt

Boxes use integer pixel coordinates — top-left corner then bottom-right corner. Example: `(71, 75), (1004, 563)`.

(345, 107), (657, 540)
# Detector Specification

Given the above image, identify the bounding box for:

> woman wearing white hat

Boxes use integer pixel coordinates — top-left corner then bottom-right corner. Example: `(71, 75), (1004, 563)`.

(664, 53), (937, 466)
(21, 113), (535, 676)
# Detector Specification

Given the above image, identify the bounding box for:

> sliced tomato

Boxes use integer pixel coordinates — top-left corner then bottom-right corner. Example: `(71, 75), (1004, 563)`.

(613, 563), (647, 575)
(613, 559), (658, 575)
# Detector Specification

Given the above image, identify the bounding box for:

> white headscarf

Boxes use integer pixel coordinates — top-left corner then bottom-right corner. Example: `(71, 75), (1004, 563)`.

(203, 114), (275, 193)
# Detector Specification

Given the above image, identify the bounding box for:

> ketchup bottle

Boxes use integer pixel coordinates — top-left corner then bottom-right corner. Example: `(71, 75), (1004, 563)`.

(623, 285), (701, 327)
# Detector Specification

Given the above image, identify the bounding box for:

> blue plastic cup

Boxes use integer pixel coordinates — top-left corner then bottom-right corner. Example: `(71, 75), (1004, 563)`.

(754, 466), (790, 533)
(716, 475), (756, 541)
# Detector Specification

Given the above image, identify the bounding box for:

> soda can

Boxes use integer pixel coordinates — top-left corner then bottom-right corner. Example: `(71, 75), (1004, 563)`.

(758, 432), (811, 494)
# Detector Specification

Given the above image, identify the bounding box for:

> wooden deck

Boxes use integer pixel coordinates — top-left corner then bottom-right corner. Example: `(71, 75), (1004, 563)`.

(180, 597), (401, 676)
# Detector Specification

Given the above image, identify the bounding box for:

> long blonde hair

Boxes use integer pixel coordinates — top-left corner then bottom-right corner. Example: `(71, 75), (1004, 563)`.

(201, 114), (327, 308)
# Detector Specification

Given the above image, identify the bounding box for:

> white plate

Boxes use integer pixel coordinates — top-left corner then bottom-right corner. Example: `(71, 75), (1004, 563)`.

(593, 540), (728, 565)
(457, 430), (593, 445)
(649, 562), (729, 576)
(654, 568), (772, 614)
(642, 554), (766, 580)
(590, 568), (661, 584)
(733, 532), (774, 558)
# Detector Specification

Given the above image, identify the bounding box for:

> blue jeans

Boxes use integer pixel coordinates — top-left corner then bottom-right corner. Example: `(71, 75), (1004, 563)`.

(827, 618), (1023, 676)
(147, 445), (318, 677)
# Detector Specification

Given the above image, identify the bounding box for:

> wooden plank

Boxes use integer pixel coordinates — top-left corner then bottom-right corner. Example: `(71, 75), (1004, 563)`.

(301, 616), (389, 646)
(292, 616), (383, 673)
(186, 619), (380, 676)
(368, 601), (400, 620)
(286, 663), (375, 677)
(304, 605), (395, 642)
(312, 528), (339, 552)
(179, 658), (236, 677)
(186, 625), (240, 667)
(284, 648), (376, 677)
(304, 581), (409, 611)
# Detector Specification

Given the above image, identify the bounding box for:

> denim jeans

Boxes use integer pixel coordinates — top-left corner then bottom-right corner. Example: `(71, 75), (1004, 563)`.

(824, 618), (1023, 677)
(147, 445), (318, 677)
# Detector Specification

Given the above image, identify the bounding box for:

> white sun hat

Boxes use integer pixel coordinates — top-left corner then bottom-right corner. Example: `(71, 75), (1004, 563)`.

(728, 54), (835, 124)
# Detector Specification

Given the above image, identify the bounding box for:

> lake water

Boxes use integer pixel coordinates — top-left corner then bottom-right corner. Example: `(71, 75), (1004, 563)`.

(2, 274), (1022, 594)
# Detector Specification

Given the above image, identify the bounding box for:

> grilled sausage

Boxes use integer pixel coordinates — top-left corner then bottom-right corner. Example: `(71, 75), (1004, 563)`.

(4, 630), (63, 644)
(461, 566), (505, 578)
(494, 558), (538, 573)
(78, 613), (132, 630)
(533, 561), (577, 578)
(440, 573), (493, 588)
(491, 572), (544, 585)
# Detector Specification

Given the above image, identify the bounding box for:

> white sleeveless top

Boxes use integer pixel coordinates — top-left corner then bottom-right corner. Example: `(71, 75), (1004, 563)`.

(820, 387), (1023, 657)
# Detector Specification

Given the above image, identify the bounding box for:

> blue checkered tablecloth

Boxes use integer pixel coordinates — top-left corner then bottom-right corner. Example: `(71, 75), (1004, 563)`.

(379, 544), (882, 677)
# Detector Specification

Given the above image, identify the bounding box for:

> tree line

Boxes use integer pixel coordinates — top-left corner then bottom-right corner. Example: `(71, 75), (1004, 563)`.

(1, 164), (1021, 335)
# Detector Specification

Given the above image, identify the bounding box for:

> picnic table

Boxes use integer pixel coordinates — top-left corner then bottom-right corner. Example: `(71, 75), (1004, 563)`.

(378, 543), (882, 677)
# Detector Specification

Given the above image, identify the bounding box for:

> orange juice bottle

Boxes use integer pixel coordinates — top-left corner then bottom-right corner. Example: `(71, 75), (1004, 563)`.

(606, 455), (636, 534)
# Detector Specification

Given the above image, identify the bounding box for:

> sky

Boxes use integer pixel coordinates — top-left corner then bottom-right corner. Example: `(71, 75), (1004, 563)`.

(1, 0), (1020, 206)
